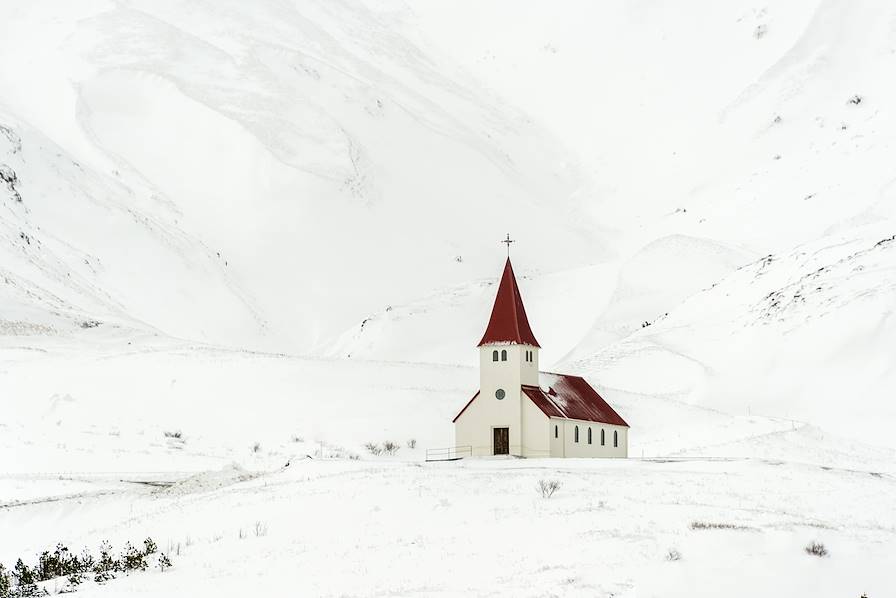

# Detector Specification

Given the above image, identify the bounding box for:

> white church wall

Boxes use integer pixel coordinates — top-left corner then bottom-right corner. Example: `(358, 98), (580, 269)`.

(552, 418), (628, 458)
(470, 344), (536, 456)
(549, 419), (564, 457)
(521, 393), (550, 457)
(455, 379), (522, 457)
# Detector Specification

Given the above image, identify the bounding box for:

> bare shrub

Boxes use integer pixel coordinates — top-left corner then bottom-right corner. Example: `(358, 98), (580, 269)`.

(251, 442), (261, 453)
(406, 439), (417, 449)
(666, 548), (682, 561)
(163, 430), (183, 439)
(291, 435), (304, 443)
(804, 541), (828, 557)
(537, 479), (560, 498)
(365, 442), (383, 456)
(254, 521), (268, 537)
(382, 441), (400, 455)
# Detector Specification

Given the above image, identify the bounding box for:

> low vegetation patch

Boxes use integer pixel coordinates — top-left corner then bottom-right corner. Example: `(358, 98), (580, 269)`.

(666, 548), (682, 562)
(382, 441), (400, 455)
(804, 541), (828, 557)
(364, 442), (382, 456)
(365, 441), (400, 456)
(690, 521), (752, 531)
(0, 538), (172, 597)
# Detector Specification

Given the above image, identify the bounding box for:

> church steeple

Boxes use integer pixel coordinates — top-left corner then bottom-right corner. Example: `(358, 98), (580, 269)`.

(478, 258), (540, 348)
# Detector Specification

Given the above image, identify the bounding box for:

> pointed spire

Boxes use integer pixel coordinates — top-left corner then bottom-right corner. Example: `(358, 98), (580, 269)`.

(477, 258), (540, 347)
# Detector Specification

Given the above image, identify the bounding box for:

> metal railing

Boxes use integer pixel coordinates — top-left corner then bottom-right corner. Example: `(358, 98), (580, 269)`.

(425, 445), (472, 462)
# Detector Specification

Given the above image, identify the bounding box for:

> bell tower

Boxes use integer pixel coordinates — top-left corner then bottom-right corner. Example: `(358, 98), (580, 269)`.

(476, 254), (541, 454)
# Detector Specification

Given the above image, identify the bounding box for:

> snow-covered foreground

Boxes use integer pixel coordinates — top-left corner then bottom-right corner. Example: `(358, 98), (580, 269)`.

(3, 456), (894, 597)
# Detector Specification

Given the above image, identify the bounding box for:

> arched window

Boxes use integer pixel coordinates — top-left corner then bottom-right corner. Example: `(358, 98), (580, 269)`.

(492, 350), (498, 361)
(554, 425), (558, 438)
(574, 426), (579, 443)
(501, 349), (507, 361)
(588, 428), (592, 444)
(601, 429), (605, 446)
(614, 430), (618, 448)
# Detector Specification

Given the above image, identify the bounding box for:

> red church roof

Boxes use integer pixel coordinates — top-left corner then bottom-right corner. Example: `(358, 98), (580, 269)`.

(477, 258), (540, 347)
(522, 373), (629, 427)
(452, 373), (628, 427)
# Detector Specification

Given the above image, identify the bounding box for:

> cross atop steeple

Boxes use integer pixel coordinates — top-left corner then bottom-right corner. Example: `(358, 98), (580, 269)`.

(502, 233), (515, 257)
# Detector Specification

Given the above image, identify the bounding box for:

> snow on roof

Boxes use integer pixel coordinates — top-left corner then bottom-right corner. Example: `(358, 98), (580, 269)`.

(522, 372), (629, 427)
(477, 258), (540, 348)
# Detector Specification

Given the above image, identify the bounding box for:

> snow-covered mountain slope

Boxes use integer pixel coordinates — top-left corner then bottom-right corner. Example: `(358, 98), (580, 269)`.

(413, 0), (896, 250)
(5, 0), (894, 355)
(566, 224), (896, 446)
(0, 0), (605, 352)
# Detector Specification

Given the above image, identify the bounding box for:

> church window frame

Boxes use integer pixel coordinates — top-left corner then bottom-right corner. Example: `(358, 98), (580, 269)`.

(501, 349), (507, 361)
(554, 425), (558, 438)
(588, 428), (592, 444)
(601, 429), (605, 446)
(492, 350), (498, 361)
(574, 425), (579, 443)
(614, 430), (618, 448)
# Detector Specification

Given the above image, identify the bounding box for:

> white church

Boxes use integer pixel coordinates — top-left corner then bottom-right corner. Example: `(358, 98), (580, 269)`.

(454, 257), (629, 458)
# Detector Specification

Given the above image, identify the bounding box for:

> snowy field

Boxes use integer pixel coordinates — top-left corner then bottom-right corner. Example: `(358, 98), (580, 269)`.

(3, 335), (895, 597)
(3, 455), (894, 597)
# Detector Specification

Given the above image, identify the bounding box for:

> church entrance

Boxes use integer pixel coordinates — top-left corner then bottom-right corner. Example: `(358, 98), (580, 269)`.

(493, 427), (509, 455)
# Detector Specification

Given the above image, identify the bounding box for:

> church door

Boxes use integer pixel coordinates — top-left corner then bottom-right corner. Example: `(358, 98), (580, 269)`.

(493, 427), (509, 455)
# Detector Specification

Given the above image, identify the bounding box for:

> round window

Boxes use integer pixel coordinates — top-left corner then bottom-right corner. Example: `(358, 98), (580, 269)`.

(495, 388), (506, 400)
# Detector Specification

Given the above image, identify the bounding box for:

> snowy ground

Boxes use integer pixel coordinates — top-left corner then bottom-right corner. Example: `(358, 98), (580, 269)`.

(3, 455), (894, 598)
(3, 333), (895, 597)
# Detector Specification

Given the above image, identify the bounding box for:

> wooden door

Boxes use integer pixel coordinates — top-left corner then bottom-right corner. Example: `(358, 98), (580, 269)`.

(493, 427), (509, 455)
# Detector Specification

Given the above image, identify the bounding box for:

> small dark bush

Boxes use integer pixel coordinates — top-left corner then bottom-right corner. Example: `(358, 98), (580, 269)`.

(406, 439), (417, 449)
(12, 559), (39, 597)
(157, 553), (172, 572)
(163, 430), (183, 439)
(0, 564), (12, 598)
(382, 441), (400, 455)
(93, 541), (119, 582)
(121, 542), (147, 572)
(666, 548), (682, 561)
(805, 541), (828, 557)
